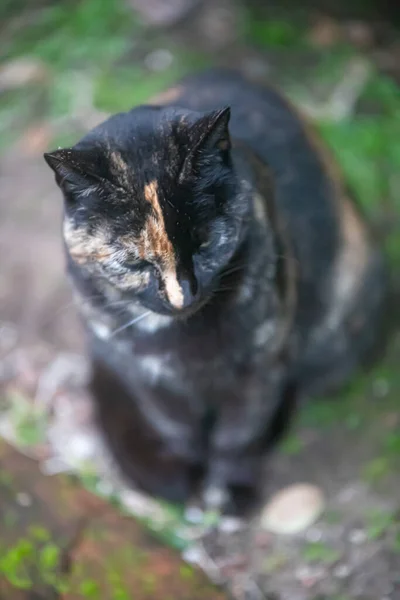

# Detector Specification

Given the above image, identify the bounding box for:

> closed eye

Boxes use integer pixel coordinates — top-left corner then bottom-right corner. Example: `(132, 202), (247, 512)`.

(126, 259), (153, 271)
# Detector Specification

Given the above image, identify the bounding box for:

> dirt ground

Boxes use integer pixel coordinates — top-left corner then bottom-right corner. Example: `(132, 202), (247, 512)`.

(1, 1), (399, 598)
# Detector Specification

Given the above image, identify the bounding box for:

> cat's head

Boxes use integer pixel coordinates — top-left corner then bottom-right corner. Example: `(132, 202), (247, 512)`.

(44, 105), (249, 316)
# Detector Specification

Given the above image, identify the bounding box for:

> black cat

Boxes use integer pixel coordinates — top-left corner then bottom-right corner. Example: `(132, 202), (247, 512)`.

(44, 69), (387, 516)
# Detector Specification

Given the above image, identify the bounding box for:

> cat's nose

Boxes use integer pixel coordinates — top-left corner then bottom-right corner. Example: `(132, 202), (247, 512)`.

(179, 277), (199, 309)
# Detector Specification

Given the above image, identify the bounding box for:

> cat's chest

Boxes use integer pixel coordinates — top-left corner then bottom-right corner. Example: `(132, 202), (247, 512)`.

(105, 305), (262, 387)
(131, 312), (251, 370)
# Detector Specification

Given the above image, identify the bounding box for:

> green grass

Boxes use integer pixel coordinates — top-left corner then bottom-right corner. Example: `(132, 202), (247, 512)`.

(364, 509), (399, 540)
(2, 0), (136, 68)
(318, 71), (400, 266)
(302, 541), (340, 564)
(280, 433), (304, 455)
(244, 16), (305, 49)
(0, 0), (208, 149)
(94, 66), (183, 113)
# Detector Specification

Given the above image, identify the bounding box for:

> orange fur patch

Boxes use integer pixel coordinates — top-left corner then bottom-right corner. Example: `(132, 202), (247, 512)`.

(142, 181), (184, 309)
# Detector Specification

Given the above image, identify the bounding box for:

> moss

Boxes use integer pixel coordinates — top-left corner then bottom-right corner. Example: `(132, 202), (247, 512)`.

(0, 529), (73, 595)
(262, 553), (288, 573)
(324, 510), (342, 525)
(242, 6), (307, 49)
(364, 509), (398, 540)
(392, 533), (400, 554)
(142, 572), (157, 594)
(94, 66), (180, 113)
(362, 457), (392, 485)
(28, 525), (51, 543)
(0, 539), (35, 590)
(302, 541), (340, 564)
(383, 431), (400, 456)
(179, 564), (195, 580)
(3, 508), (18, 529)
(280, 433), (304, 455)
(39, 543), (60, 572)
(79, 579), (101, 598)
(0, 470), (14, 487)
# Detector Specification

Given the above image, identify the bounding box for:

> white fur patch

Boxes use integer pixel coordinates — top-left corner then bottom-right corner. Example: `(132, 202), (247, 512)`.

(254, 319), (276, 347)
(135, 312), (173, 333)
(90, 320), (111, 340)
(138, 354), (173, 385)
(317, 198), (369, 337)
(163, 270), (184, 309)
(237, 284), (253, 304)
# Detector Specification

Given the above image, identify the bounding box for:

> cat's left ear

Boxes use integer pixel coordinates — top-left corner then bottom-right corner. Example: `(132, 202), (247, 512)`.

(180, 107), (231, 180)
(44, 147), (105, 199)
(192, 106), (231, 154)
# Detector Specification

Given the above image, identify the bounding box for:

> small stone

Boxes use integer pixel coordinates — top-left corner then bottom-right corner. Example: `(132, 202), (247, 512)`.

(372, 378), (390, 398)
(41, 456), (70, 475)
(218, 516), (245, 534)
(338, 485), (358, 504)
(144, 49), (173, 72)
(182, 545), (204, 565)
(349, 528), (367, 545)
(296, 565), (324, 587)
(333, 563), (351, 579)
(261, 484), (325, 535)
(0, 322), (18, 351)
(254, 530), (272, 548)
(305, 528), (323, 543)
(185, 505), (204, 524)
(0, 58), (48, 92)
(203, 485), (228, 508)
(128, 0), (200, 27)
(95, 480), (114, 497)
(16, 492), (32, 507)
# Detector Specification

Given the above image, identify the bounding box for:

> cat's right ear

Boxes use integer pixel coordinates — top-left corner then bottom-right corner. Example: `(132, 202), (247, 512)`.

(44, 148), (104, 199)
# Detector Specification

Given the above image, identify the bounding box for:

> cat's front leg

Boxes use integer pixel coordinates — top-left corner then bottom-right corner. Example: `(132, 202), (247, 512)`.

(202, 363), (289, 516)
(89, 354), (205, 504)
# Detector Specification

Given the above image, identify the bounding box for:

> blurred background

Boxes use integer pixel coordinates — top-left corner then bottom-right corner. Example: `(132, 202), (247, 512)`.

(0, 1), (399, 599)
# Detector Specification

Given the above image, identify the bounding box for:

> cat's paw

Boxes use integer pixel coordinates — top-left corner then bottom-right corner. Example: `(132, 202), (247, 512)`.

(184, 483), (255, 526)
(205, 483), (257, 518)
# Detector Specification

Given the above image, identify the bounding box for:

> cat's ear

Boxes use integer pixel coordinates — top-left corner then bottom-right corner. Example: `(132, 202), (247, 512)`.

(180, 107), (231, 181)
(44, 148), (104, 199)
(191, 106), (231, 154)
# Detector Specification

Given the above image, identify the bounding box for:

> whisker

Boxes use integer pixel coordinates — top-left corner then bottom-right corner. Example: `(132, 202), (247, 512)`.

(220, 263), (247, 278)
(44, 296), (129, 325)
(110, 310), (152, 337)
(214, 286), (239, 293)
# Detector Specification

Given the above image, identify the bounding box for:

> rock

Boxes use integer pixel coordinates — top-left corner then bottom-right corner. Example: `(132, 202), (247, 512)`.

(144, 48), (174, 71)
(128, 0), (201, 27)
(0, 58), (48, 93)
(261, 484), (325, 535)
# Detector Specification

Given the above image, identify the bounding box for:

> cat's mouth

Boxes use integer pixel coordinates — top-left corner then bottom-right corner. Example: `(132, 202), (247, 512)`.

(170, 293), (213, 319)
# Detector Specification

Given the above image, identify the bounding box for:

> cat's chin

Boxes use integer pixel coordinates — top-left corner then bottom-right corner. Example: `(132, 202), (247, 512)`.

(170, 295), (212, 319)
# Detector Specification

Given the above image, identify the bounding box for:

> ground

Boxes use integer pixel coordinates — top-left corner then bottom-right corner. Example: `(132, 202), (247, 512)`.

(0, 1), (399, 599)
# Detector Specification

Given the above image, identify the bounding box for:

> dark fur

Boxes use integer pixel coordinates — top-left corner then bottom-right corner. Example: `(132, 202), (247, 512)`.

(44, 69), (387, 515)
